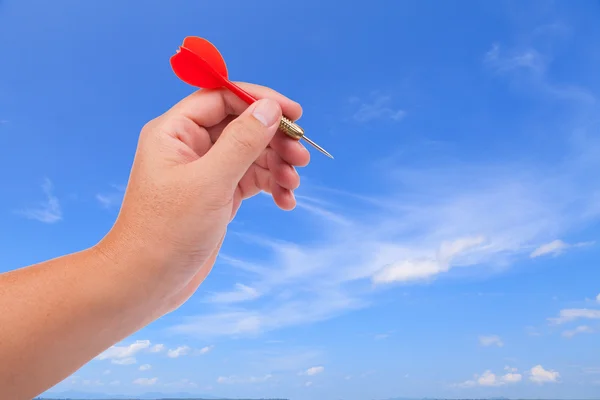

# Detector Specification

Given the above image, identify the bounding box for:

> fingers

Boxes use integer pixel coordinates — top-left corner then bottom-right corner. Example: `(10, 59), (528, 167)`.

(269, 131), (310, 167)
(167, 82), (302, 129)
(271, 183), (295, 210)
(199, 98), (282, 186)
(255, 148), (300, 190)
(237, 164), (296, 211)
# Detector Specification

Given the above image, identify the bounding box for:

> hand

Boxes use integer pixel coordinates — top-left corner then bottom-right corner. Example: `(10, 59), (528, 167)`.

(96, 83), (310, 314)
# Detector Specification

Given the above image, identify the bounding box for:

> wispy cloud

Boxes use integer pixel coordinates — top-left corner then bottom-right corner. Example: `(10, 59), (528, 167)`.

(171, 150), (600, 338)
(374, 333), (390, 340)
(299, 366), (324, 376)
(17, 178), (62, 223)
(484, 41), (596, 104)
(94, 340), (151, 365)
(485, 43), (546, 75)
(167, 345), (191, 358)
(349, 94), (406, 123)
(138, 364), (151, 371)
(478, 335), (504, 347)
(549, 309), (600, 325)
(562, 325), (594, 338)
(96, 184), (125, 209)
(169, 30), (600, 340)
(530, 239), (594, 258)
(197, 345), (214, 354)
(132, 377), (158, 386)
(217, 374), (272, 385)
(205, 283), (261, 304)
(149, 344), (165, 353)
(372, 236), (486, 284)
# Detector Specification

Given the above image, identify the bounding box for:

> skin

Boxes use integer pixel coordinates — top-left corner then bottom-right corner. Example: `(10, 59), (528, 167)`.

(0, 82), (310, 400)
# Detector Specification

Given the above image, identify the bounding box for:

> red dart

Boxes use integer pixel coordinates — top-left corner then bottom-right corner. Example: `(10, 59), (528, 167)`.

(170, 36), (333, 159)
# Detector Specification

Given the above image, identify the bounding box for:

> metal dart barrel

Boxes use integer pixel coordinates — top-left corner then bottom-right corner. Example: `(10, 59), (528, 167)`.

(278, 116), (333, 159)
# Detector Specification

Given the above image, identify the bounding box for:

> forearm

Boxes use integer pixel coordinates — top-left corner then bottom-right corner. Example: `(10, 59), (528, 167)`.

(0, 239), (164, 399)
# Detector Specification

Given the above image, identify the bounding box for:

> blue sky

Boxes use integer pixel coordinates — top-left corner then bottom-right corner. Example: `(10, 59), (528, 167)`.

(1, 0), (600, 399)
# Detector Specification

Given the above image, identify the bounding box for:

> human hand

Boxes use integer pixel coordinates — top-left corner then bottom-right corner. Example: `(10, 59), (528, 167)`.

(96, 83), (310, 314)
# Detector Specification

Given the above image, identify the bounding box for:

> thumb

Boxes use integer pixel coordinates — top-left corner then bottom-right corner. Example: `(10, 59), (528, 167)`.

(201, 98), (282, 185)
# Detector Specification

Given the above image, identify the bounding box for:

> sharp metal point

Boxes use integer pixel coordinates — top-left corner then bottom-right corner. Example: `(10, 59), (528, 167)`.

(302, 135), (334, 159)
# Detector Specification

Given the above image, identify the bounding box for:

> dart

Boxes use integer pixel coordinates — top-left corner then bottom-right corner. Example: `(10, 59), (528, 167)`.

(170, 36), (333, 159)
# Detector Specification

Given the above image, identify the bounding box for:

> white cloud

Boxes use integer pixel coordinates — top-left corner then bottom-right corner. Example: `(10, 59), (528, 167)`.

(374, 333), (390, 340)
(502, 372), (523, 383)
(96, 184), (125, 209)
(484, 42), (595, 103)
(372, 236), (486, 284)
(95, 340), (152, 365)
(198, 345), (214, 355)
(167, 345), (191, 358)
(530, 239), (568, 257)
(149, 344), (165, 353)
(133, 377), (158, 386)
(304, 381), (313, 387)
(168, 60), (600, 339)
(530, 239), (593, 258)
(549, 309), (600, 324)
(478, 370), (502, 386)
(17, 178), (62, 223)
(205, 283), (261, 304)
(350, 94), (406, 122)
(217, 374), (272, 384)
(479, 335), (504, 347)
(529, 365), (560, 384)
(111, 357), (136, 365)
(562, 325), (593, 338)
(458, 368), (522, 387)
(596, 293), (600, 303)
(299, 366), (324, 376)
(485, 43), (546, 74)
(139, 364), (152, 371)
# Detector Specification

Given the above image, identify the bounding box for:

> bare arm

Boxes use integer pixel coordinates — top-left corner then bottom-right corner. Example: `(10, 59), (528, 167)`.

(0, 83), (309, 399)
(0, 241), (162, 399)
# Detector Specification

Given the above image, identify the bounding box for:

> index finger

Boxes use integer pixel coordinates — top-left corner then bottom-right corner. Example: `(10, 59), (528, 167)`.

(165, 82), (303, 128)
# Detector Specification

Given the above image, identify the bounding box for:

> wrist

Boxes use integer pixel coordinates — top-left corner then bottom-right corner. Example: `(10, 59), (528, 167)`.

(92, 224), (175, 319)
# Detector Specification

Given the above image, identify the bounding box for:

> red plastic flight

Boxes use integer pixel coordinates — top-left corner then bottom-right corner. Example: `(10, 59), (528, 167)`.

(169, 36), (333, 159)
(170, 36), (258, 105)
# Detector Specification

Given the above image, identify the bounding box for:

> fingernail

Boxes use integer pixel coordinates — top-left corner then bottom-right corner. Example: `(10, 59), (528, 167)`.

(252, 99), (281, 127)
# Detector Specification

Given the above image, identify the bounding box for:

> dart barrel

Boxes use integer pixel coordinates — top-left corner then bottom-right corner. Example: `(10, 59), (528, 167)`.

(279, 116), (304, 140)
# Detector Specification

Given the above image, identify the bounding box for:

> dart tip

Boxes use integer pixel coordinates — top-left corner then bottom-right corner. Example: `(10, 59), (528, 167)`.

(302, 135), (334, 159)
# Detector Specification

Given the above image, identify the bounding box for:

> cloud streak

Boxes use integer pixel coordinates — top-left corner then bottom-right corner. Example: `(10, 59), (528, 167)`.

(17, 178), (62, 223)
(168, 36), (600, 341)
(350, 94), (406, 123)
(530, 239), (594, 258)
